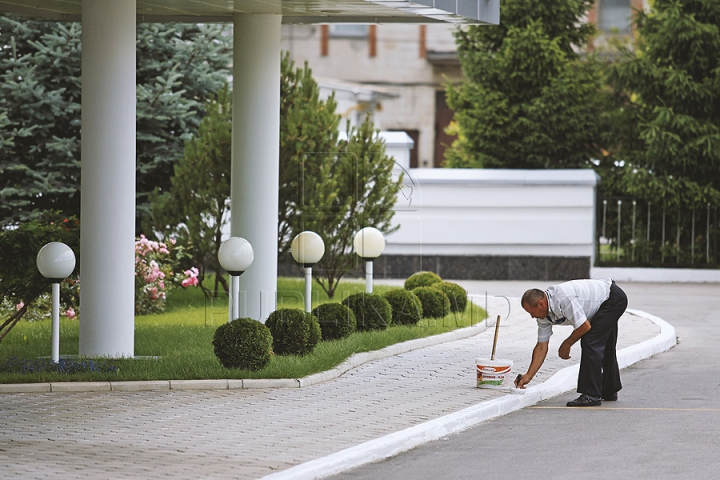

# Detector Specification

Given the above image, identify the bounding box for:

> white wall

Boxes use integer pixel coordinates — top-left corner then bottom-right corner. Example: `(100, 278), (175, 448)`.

(386, 168), (599, 259)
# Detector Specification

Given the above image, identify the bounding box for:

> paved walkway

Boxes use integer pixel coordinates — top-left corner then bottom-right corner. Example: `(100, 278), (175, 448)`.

(0, 285), (667, 480)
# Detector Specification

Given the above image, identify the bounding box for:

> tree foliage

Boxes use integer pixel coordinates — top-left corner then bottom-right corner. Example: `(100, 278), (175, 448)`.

(151, 84), (232, 295)
(0, 16), (231, 228)
(278, 55), (401, 298)
(606, 0), (720, 210)
(445, 0), (605, 169)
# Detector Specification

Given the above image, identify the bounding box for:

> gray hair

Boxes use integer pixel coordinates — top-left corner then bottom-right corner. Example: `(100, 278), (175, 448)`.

(521, 289), (545, 308)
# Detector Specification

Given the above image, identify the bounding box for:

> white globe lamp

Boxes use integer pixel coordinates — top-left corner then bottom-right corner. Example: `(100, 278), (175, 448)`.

(353, 227), (385, 293)
(291, 231), (325, 312)
(36, 242), (76, 362)
(218, 237), (254, 321)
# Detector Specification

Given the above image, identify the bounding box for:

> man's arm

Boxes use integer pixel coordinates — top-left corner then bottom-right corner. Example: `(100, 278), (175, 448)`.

(515, 341), (548, 388)
(558, 320), (591, 359)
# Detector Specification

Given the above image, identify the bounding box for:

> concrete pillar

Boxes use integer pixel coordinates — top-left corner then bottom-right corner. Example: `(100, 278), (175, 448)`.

(232, 14), (282, 322)
(79, 0), (136, 356)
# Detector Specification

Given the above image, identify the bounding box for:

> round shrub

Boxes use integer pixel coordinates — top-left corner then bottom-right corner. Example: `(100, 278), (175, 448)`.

(342, 293), (392, 331)
(212, 317), (272, 370)
(265, 308), (321, 356)
(437, 281), (468, 313)
(403, 271), (442, 290)
(383, 288), (423, 326)
(412, 286), (450, 319)
(312, 303), (357, 340)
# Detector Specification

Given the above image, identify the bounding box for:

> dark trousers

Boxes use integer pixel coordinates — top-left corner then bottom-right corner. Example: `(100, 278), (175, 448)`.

(577, 282), (628, 398)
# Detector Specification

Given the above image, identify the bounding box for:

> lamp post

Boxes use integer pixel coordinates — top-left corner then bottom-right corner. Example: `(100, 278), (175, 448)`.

(353, 227), (385, 293)
(218, 237), (254, 322)
(36, 242), (76, 363)
(290, 231), (325, 312)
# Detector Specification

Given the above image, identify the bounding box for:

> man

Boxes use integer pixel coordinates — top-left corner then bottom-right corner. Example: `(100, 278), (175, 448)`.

(515, 279), (628, 407)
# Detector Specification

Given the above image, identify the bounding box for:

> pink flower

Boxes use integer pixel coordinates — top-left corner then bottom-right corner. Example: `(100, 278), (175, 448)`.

(16, 301), (25, 311)
(65, 308), (76, 319)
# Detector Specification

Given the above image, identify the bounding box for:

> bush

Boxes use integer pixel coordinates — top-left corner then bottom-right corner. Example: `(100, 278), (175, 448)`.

(437, 282), (468, 313)
(212, 317), (273, 370)
(412, 286), (450, 319)
(383, 288), (423, 326)
(312, 303), (356, 341)
(342, 293), (392, 331)
(265, 308), (321, 356)
(404, 271), (442, 290)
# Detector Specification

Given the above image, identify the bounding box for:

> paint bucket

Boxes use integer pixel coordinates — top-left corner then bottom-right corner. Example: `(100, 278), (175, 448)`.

(476, 358), (513, 389)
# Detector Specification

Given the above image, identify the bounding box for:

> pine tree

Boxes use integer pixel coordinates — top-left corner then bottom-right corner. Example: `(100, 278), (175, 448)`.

(0, 16), (231, 228)
(151, 84), (232, 294)
(445, 0), (604, 169)
(607, 0), (720, 210)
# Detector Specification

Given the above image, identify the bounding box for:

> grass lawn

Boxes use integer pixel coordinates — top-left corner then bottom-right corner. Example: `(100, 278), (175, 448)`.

(0, 277), (487, 384)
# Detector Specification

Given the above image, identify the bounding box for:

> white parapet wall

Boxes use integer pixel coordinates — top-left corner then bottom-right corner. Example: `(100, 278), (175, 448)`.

(386, 168), (599, 259)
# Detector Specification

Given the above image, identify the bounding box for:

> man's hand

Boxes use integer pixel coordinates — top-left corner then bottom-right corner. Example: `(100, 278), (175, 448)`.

(515, 373), (532, 389)
(558, 341), (572, 359)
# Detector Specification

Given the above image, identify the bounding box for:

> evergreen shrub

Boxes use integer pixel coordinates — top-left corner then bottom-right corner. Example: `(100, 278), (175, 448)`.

(403, 271), (442, 290)
(312, 303), (357, 341)
(212, 317), (272, 370)
(437, 282), (468, 313)
(342, 293), (392, 331)
(412, 286), (450, 319)
(383, 288), (423, 326)
(265, 308), (321, 356)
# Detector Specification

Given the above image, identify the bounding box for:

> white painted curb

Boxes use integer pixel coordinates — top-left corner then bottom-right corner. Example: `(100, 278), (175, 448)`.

(260, 309), (676, 480)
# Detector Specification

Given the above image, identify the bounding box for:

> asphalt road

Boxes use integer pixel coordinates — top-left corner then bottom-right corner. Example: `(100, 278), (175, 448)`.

(331, 282), (720, 480)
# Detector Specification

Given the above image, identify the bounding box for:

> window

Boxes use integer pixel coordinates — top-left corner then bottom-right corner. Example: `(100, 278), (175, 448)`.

(598, 0), (631, 33)
(329, 25), (369, 38)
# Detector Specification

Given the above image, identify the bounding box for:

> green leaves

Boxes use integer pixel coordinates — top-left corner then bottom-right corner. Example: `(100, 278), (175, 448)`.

(446, 0), (603, 169)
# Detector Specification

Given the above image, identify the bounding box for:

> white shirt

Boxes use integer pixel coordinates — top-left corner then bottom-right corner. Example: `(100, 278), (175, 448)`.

(536, 279), (613, 343)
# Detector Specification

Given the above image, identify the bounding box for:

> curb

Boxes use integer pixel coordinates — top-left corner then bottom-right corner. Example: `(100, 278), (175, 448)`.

(259, 309), (677, 480)
(0, 319), (494, 394)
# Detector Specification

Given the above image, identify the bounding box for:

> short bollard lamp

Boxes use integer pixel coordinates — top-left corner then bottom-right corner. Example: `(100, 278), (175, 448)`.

(290, 231), (325, 312)
(36, 242), (76, 363)
(218, 237), (254, 322)
(353, 227), (385, 293)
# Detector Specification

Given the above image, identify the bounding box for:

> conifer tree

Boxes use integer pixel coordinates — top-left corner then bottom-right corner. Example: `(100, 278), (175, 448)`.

(0, 16), (231, 228)
(607, 0), (720, 210)
(445, 0), (604, 169)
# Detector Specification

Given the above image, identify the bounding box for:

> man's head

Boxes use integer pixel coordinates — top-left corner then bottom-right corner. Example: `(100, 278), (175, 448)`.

(521, 289), (548, 319)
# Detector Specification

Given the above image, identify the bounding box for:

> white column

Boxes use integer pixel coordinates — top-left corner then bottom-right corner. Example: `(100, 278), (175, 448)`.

(232, 14), (282, 322)
(79, 0), (136, 357)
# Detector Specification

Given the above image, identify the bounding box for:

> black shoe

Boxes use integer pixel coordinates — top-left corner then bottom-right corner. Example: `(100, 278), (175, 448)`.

(603, 393), (618, 401)
(566, 394), (602, 407)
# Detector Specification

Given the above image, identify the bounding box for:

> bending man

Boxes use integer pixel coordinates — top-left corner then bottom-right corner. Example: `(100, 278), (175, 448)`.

(515, 279), (628, 407)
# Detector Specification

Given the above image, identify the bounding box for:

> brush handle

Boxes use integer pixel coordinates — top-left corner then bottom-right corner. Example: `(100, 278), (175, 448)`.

(491, 314), (501, 360)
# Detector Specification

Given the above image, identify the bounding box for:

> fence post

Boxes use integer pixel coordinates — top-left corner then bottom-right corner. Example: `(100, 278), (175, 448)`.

(691, 209), (695, 264)
(617, 200), (622, 262)
(632, 200), (636, 262)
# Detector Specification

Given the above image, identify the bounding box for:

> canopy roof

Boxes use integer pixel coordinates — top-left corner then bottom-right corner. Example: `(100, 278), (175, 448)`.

(0, 0), (499, 24)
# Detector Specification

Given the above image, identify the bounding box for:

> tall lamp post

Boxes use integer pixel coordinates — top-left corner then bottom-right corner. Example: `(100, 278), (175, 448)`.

(36, 242), (76, 363)
(290, 231), (325, 312)
(218, 237), (254, 322)
(353, 227), (385, 293)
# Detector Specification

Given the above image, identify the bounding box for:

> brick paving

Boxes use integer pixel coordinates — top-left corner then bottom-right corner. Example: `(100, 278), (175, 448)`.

(0, 295), (659, 480)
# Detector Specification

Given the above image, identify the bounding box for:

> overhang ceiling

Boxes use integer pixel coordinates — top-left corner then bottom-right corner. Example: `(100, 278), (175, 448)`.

(0, 0), (499, 25)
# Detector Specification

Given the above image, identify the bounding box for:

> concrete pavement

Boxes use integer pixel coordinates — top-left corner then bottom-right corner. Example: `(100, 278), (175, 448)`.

(0, 281), (675, 479)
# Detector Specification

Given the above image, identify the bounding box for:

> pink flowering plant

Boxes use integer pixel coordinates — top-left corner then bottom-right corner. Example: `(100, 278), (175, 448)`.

(134, 235), (199, 315)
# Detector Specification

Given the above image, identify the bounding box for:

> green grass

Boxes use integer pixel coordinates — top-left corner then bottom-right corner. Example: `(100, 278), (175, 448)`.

(0, 277), (487, 383)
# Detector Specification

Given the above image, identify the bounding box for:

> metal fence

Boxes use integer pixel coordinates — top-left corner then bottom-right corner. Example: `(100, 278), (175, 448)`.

(596, 197), (720, 268)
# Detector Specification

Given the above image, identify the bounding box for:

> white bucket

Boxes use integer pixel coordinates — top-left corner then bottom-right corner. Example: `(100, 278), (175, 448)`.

(476, 358), (513, 389)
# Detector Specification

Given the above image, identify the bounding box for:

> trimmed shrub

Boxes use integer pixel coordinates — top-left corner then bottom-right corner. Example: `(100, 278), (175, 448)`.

(383, 288), (423, 326)
(312, 303), (357, 340)
(412, 286), (450, 319)
(212, 317), (272, 370)
(342, 293), (392, 331)
(403, 271), (442, 290)
(265, 308), (321, 356)
(437, 281), (468, 313)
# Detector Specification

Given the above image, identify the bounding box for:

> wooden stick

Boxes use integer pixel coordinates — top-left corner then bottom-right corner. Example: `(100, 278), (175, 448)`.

(491, 315), (501, 360)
